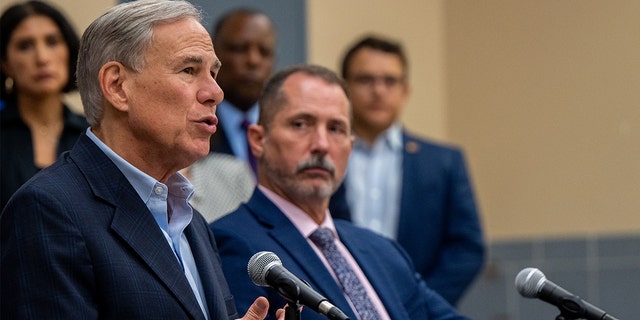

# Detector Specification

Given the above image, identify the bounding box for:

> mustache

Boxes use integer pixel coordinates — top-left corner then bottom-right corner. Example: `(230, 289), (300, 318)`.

(296, 155), (335, 176)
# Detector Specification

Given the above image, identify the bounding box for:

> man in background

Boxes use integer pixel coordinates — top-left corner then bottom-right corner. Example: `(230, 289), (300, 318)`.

(329, 35), (485, 305)
(209, 8), (276, 166)
(188, 8), (276, 221)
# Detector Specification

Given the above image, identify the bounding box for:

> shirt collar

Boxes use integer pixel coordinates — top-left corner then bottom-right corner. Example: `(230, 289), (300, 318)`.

(84, 128), (194, 207)
(257, 185), (336, 238)
(217, 100), (260, 125)
(353, 122), (403, 151)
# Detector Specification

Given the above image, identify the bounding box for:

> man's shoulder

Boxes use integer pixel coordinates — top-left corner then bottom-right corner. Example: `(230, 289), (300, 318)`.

(210, 203), (256, 231)
(27, 152), (82, 189)
(334, 219), (393, 244)
(402, 130), (463, 154)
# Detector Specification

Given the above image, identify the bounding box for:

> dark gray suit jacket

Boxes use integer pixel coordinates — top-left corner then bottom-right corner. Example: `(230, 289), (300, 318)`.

(0, 133), (237, 319)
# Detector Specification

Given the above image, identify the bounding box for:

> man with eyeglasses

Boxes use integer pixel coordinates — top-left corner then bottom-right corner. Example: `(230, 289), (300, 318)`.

(329, 35), (486, 306)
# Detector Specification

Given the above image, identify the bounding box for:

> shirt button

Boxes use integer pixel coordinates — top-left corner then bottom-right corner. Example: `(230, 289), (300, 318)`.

(154, 186), (164, 195)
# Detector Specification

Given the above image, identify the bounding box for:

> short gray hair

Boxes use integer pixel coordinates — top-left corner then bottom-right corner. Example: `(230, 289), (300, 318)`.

(77, 0), (202, 126)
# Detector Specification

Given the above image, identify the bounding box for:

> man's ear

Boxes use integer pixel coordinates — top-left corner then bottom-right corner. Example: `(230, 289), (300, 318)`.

(98, 61), (129, 112)
(247, 124), (265, 158)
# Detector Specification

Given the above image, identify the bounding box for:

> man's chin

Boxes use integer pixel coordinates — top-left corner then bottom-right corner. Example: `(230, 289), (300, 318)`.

(182, 146), (209, 166)
(298, 181), (335, 200)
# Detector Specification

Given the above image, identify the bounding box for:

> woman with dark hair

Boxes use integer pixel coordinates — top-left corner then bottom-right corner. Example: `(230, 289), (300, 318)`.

(1, 1), (88, 209)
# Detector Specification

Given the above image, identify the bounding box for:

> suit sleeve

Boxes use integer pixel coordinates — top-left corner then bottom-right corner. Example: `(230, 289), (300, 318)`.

(380, 234), (471, 320)
(425, 149), (485, 304)
(1, 187), (98, 319)
(210, 223), (284, 320)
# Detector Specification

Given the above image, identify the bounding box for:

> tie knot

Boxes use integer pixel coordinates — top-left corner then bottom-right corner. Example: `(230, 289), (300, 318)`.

(309, 227), (335, 249)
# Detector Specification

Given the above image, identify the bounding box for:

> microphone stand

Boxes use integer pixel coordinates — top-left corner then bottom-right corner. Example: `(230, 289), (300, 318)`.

(284, 301), (302, 320)
(553, 313), (580, 320)
(550, 296), (619, 320)
(552, 299), (582, 320)
(274, 278), (303, 320)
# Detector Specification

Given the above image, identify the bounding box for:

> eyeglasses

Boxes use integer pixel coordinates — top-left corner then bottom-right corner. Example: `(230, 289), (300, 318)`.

(348, 74), (406, 89)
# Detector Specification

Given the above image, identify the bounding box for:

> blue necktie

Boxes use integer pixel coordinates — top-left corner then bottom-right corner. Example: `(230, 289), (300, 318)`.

(309, 228), (380, 320)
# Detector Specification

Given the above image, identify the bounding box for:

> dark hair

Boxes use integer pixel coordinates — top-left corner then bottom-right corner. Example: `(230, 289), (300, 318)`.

(340, 35), (408, 79)
(212, 7), (266, 40)
(0, 0), (80, 98)
(258, 64), (349, 129)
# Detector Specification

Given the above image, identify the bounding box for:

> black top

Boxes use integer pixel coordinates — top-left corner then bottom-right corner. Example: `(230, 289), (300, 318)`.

(1, 100), (88, 210)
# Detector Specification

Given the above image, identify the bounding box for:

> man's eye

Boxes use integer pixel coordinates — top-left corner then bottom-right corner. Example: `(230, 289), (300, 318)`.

(260, 47), (274, 58)
(183, 67), (194, 74)
(226, 44), (247, 53)
(292, 120), (308, 128)
(329, 124), (348, 134)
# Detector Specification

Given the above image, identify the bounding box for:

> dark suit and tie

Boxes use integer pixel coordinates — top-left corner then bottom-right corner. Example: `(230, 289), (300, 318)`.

(209, 64), (469, 320)
(211, 189), (468, 320)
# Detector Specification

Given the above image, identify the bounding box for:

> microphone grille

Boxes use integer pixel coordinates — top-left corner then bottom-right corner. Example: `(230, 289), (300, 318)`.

(515, 267), (546, 298)
(247, 251), (282, 287)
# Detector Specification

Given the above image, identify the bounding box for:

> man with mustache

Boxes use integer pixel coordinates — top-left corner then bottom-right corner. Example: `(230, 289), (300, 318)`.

(210, 64), (468, 320)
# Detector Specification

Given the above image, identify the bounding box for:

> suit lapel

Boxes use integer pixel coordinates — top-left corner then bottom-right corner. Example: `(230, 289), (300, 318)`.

(186, 218), (234, 319)
(398, 132), (423, 244)
(246, 192), (358, 320)
(111, 206), (203, 319)
(72, 134), (204, 319)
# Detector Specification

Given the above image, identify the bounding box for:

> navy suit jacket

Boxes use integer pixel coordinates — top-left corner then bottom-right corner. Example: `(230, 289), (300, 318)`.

(211, 189), (468, 320)
(0, 133), (237, 319)
(330, 130), (485, 305)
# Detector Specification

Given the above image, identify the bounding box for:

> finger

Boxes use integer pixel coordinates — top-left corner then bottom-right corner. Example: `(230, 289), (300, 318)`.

(239, 296), (269, 320)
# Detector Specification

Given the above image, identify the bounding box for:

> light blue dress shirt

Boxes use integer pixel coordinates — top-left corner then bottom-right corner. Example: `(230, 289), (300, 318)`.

(216, 100), (259, 162)
(345, 123), (403, 239)
(86, 128), (210, 319)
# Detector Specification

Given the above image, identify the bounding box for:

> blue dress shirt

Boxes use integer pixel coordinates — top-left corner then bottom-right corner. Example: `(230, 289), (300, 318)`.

(346, 123), (403, 239)
(86, 128), (210, 318)
(216, 100), (259, 163)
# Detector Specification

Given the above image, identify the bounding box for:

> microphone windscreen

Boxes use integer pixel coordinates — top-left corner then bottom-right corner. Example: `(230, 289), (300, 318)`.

(248, 251), (282, 287)
(515, 267), (545, 298)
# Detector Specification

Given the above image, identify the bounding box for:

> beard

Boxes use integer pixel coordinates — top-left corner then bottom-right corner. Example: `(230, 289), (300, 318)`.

(263, 152), (339, 202)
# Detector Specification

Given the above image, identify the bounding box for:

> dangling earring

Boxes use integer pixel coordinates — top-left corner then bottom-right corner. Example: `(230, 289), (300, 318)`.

(5, 77), (14, 94)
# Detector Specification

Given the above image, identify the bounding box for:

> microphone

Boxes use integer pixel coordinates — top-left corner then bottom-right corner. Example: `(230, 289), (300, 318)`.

(248, 251), (350, 320)
(515, 267), (619, 320)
